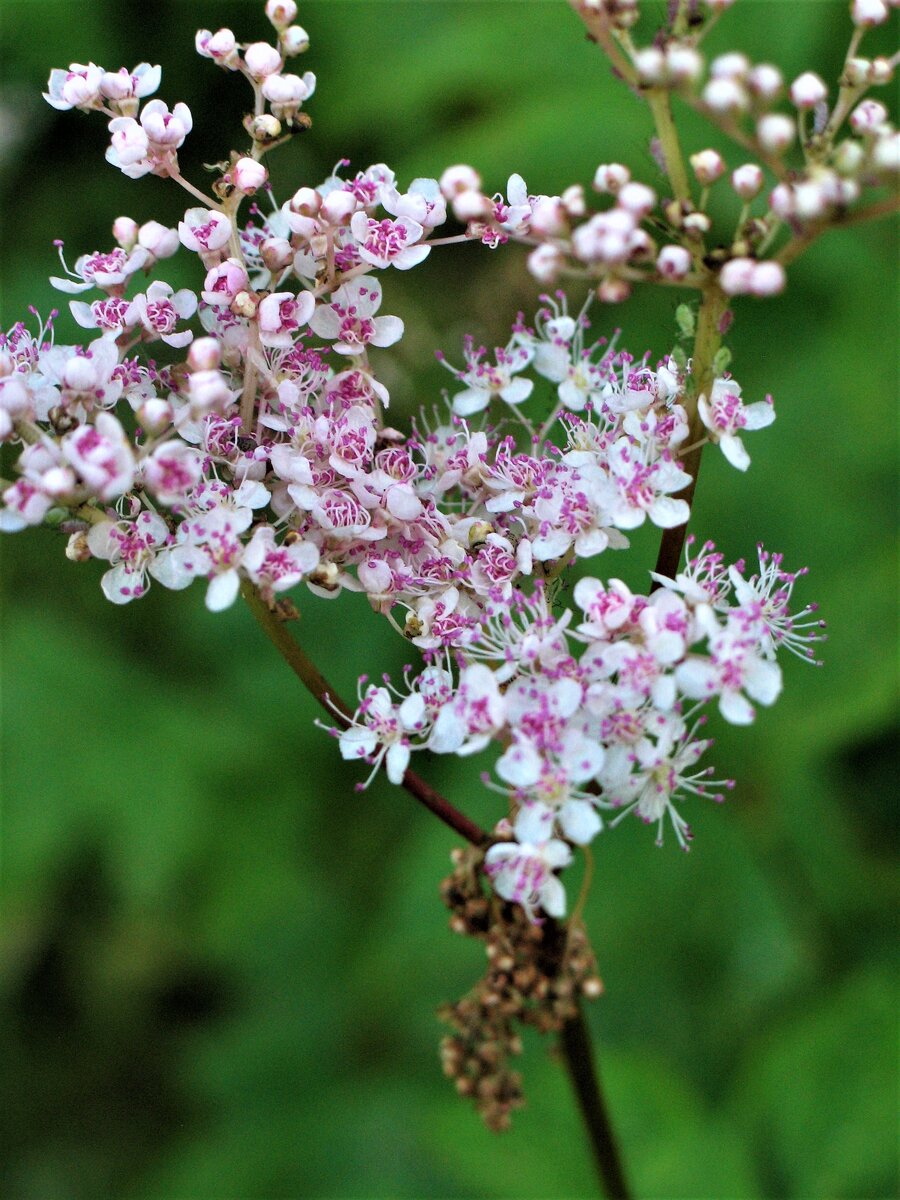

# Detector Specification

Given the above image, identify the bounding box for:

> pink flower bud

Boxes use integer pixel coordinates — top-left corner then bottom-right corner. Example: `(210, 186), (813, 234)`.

(561, 184), (586, 217)
(260, 237), (294, 272)
(290, 186), (321, 216)
(244, 42), (283, 79)
(851, 0), (889, 25)
(439, 165), (482, 199)
(634, 47), (666, 84)
(188, 337), (221, 371)
(138, 220), (179, 260)
(529, 196), (567, 236)
(137, 398), (173, 434)
(750, 261), (786, 296)
(196, 28), (239, 67)
(452, 190), (493, 222)
(320, 190), (358, 225)
(873, 132), (900, 172)
(617, 181), (656, 215)
(202, 259), (249, 307)
(527, 244), (564, 284)
(710, 52), (749, 80)
(703, 77), (748, 113)
(665, 45), (703, 84)
(112, 216), (139, 248)
(756, 114), (795, 155)
(266, 0), (298, 29)
(592, 163), (629, 193)
(768, 183), (794, 219)
(747, 63), (783, 100)
(596, 277), (631, 304)
(233, 157), (268, 194)
(790, 72), (827, 109)
(850, 99), (889, 135)
(281, 26), (311, 56)
(731, 163), (764, 199)
(656, 245), (692, 279)
(719, 257), (756, 295)
(869, 57), (894, 85)
(690, 149), (725, 185)
(682, 211), (711, 235)
(188, 369), (232, 416)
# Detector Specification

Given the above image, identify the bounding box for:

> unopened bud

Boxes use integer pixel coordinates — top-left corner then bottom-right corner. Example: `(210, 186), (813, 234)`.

(617, 181), (656, 214)
(561, 183), (586, 217)
(452, 189), (492, 222)
(233, 156), (268, 194)
(732, 163), (764, 199)
(592, 162), (630, 193)
(138, 220), (179, 259)
(757, 113), (795, 155)
(851, 0), (889, 25)
(66, 531), (92, 562)
(703, 76), (748, 113)
(527, 243), (564, 284)
(137, 398), (173, 434)
(634, 46), (666, 85)
(749, 260), (786, 296)
(666, 44), (703, 85)
(747, 63), (783, 100)
(281, 25), (310, 55)
(869, 57), (894, 86)
(850, 99), (889, 135)
(112, 216), (138, 248)
(873, 131), (900, 172)
(596, 276), (631, 303)
(790, 71), (827, 109)
(290, 186), (321, 216)
(690, 149), (725, 185)
(656, 244), (692, 279)
(439, 164), (482, 199)
(244, 42), (283, 79)
(260, 236), (293, 272)
(682, 211), (711, 235)
(187, 336), (221, 371)
(710, 52), (749, 81)
(320, 190), (357, 225)
(265, 0), (298, 29)
(247, 113), (282, 143)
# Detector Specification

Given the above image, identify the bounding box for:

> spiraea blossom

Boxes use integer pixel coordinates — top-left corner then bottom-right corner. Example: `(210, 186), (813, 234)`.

(9, 0), (894, 1003)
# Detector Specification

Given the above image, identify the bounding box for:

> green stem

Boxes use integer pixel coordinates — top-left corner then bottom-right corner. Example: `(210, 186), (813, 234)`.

(652, 284), (729, 584)
(239, 580), (490, 847)
(646, 89), (692, 206)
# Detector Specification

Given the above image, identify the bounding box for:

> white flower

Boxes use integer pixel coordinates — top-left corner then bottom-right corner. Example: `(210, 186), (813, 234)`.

(698, 379), (775, 471)
(484, 804), (573, 922)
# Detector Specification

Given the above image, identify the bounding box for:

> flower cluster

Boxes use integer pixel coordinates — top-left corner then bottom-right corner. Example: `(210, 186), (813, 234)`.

(8, 0), (892, 932)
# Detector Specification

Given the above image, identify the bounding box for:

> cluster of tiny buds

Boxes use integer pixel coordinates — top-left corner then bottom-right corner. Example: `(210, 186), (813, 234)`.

(439, 847), (601, 1129)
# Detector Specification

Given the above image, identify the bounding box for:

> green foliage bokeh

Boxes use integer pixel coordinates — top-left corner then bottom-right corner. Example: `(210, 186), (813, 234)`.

(1, 2), (897, 1197)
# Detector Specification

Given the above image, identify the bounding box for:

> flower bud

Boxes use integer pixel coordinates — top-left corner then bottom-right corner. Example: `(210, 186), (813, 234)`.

(281, 25), (310, 55)
(244, 42), (283, 79)
(232, 290), (259, 319)
(768, 183), (794, 219)
(869, 57), (894, 86)
(747, 63), (783, 100)
(790, 71), (827, 109)
(266, 0), (298, 29)
(873, 131), (900, 172)
(439, 164), (482, 199)
(290, 186), (322, 216)
(592, 162), (630, 193)
(682, 211), (711, 235)
(834, 139), (865, 174)
(247, 113), (282, 143)
(112, 216), (139, 248)
(849, 99), (889, 135)
(617, 181), (656, 215)
(66, 531), (92, 562)
(750, 261), (785, 296)
(561, 184), (586, 217)
(452, 189), (493, 222)
(527, 244), (564, 284)
(719, 256), (756, 294)
(187, 337), (221, 371)
(138, 220), (179, 260)
(690, 149), (725, 185)
(665, 44), (703, 85)
(188, 369), (232, 416)
(195, 28), (239, 69)
(731, 163), (764, 199)
(703, 77), (748, 113)
(529, 196), (567, 236)
(320, 190), (358, 225)
(596, 276), (631, 304)
(137, 398), (173, 434)
(710, 52), (749, 80)
(261, 237), (294, 273)
(634, 46), (666, 84)
(42, 467), (77, 498)
(756, 113), (795, 155)
(233, 157), (268, 194)
(851, 0), (889, 25)
(656, 244), (692, 279)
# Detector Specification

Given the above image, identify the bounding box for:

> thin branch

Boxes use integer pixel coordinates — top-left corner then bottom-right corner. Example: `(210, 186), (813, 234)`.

(239, 579), (490, 847)
(560, 1000), (632, 1200)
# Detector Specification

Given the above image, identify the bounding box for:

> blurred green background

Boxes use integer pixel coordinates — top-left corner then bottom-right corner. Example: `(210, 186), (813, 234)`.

(1, 2), (897, 1197)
